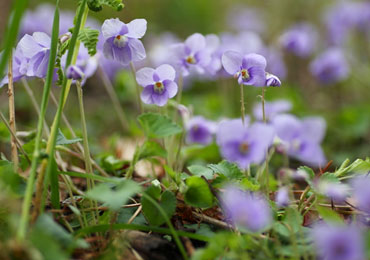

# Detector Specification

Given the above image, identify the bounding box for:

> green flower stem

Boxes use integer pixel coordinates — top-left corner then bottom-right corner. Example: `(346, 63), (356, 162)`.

(98, 66), (128, 132)
(17, 0), (60, 240)
(33, 0), (89, 218)
(76, 81), (98, 225)
(129, 61), (143, 114)
(240, 84), (246, 125)
(261, 87), (269, 194)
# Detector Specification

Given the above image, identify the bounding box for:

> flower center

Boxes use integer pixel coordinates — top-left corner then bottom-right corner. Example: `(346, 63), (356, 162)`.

(240, 69), (250, 80)
(291, 139), (301, 151)
(113, 35), (128, 48)
(239, 142), (249, 154)
(186, 55), (196, 64)
(154, 81), (164, 93)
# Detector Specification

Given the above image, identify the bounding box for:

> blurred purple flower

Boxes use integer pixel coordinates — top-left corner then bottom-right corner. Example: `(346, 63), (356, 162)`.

(253, 100), (292, 122)
(203, 34), (222, 76)
(226, 5), (265, 33)
(20, 4), (54, 36)
(310, 48), (349, 84)
(272, 114), (326, 167)
(317, 180), (350, 203)
(221, 185), (272, 232)
(101, 18), (147, 65)
(18, 32), (51, 78)
(312, 223), (364, 260)
(217, 120), (274, 169)
(275, 186), (290, 208)
(136, 64), (178, 106)
(147, 32), (180, 67)
(279, 23), (317, 57)
(66, 65), (84, 80)
(260, 47), (287, 80)
(185, 116), (216, 145)
(170, 33), (211, 77)
(0, 47), (27, 87)
(220, 31), (263, 57)
(222, 51), (267, 87)
(352, 175), (370, 214)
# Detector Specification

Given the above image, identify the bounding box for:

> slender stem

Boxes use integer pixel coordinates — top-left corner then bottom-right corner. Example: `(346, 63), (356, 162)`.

(240, 84), (245, 125)
(17, 1), (60, 240)
(0, 111), (31, 164)
(98, 67), (128, 132)
(76, 81), (98, 225)
(262, 87), (266, 123)
(261, 87), (269, 193)
(176, 73), (184, 105)
(129, 62), (143, 114)
(7, 52), (18, 172)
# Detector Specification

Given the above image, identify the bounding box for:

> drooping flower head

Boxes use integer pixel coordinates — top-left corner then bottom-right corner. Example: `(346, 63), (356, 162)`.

(310, 48), (349, 84)
(136, 64), (178, 107)
(216, 119), (274, 169)
(253, 100), (292, 122)
(265, 73), (281, 87)
(185, 116), (216, 145)
(312, 223), (364, 260)
(222, 51), (267, 86)
(66, 65), (84, 81)
(279, 23), (317, 57)
(17, 32), (51, 78)
(101, 18), (147, 65)
(170, 33), (211, 77)
(275, 186), (290, 208)
(221, 185), (272, 232)
(272, 114), (326, 167)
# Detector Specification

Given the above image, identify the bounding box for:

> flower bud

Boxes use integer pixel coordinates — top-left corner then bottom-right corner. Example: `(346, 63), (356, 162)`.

(66, 65), (84, 81)
(266, 73), (281, 87)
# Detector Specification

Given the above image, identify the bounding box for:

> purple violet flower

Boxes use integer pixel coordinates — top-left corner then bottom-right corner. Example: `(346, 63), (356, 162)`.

(17, 32), (51, 78)
(261, 47), (287, 80)
(66, 65), (84, 81)
(0, 47), (27, 87)
(265, 73), (281, 87)
(312, 223), (364, 260)
(226, 5), (265, 33)
(170, 33), (211, 76)
(222, 51), (267, 87)
(310, 48), (349, 84)
(253, 100), (292, 122)
(275, 186), (290, 208)
(279, 23), (317, 57)
(216, 120), (274, 169)
(221, 185), (272, 232)
(136, 64), (178, 107)
(317, 180), (350, 203)
(352, 175), (370, 215)
(101, 18), (147, 65)
(185, 116), (216, 145)
(272, 114), (326, 167)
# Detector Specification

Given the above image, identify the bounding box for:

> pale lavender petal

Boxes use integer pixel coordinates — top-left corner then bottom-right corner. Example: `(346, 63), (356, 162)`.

(216, 118), (249, 146)
(32, 32), (51, 47)
(103, 40), (114, 60)
(185, 33), (206, 53)
(18, 34), (44, 58)
(102, 18), (126, 39)
(222, 51), (243, 75)
(164, 80), (178, 98)
(136, 67), (155, 87)
(112, 45), (131, 65)
(155, 64), (176, 81)
(141, 85), (154, 104)
(152, 91), (169, 106)
(296, 142), (326, 167)
(205, 34), (220, 52)
(301, 117), (326, 143)
(272, 114), (302, 142)
(242, 53), (267, 69)
(245, 66), (266, 87)
(126, 19), (147, 39)
(128, 38), (146, 62)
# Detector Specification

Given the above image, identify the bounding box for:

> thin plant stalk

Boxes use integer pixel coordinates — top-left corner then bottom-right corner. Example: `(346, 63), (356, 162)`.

(0, 111), (31, 164)
(261, 86), (269, 193)
(17, 0), (60, 240)
(98, 66), (128, 132)
(240, 84), (246, 125)
(76, 81), (98, 224)
(7, 52), (19, 172)
(129, 61), (143, 113)
(34, 1), (89, 216)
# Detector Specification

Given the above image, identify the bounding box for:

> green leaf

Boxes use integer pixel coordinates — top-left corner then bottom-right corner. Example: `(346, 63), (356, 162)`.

(335, 158), (370, 177)
(78, 27), (99, 56)
(184, 176), (214, 208)
(188, 165), (213, 179)
(240, 178), (260, 191)
(316, 205), (344, 224)
(142, 190), (176, 226)
(138, 113), (182, 138)
(87, 0), (124, 12)
(138, 140), (167, 160)
(85, 180), (141, 211)
(297, 166), (315, 187)
(56, 129), (82, 146)
(101, 155), (125, 172)
(207, 160), (244, 180)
